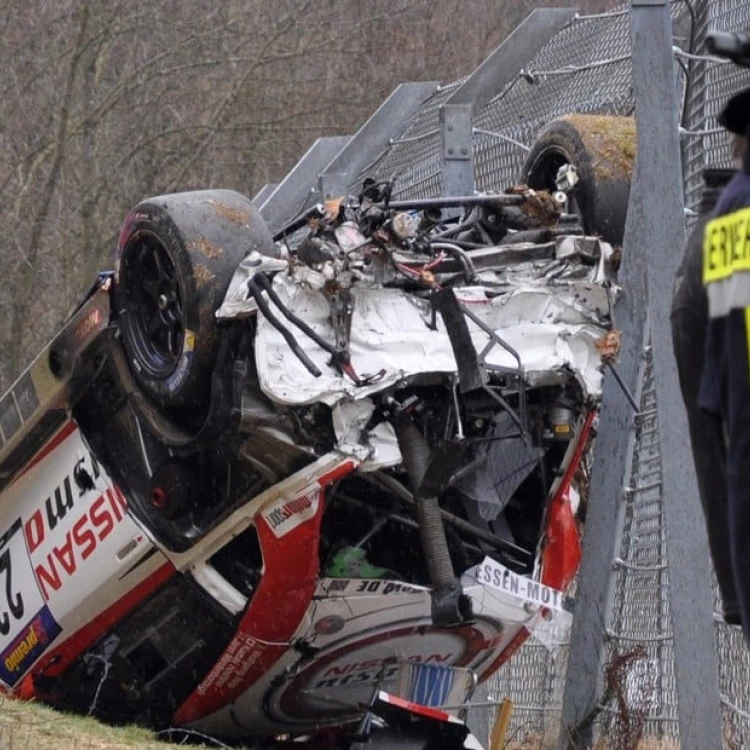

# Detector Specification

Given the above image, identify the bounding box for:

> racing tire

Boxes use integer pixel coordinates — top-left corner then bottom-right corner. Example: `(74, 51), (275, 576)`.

(521, 115), (635, 246)
(114, 189), (274, 418)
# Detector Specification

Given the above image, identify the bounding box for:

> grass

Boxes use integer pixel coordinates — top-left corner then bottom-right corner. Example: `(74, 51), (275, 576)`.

(0, 696), (690, 749)
(0, 695), (220, 750)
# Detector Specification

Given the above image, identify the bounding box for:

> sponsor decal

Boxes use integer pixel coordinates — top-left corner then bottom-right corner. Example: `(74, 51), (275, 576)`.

(313, 652), (453, 690)
(72, 307), (102, 345)
(196, 631), (269, 696)
(261, 488), (320, 538)
(351, 580), (423, 595)
(23, 452), (102, 548)
(477, 557), (566, 612)
(0, 520), (58, 686)
(164, 330), (195, 390)
(20, 449), (129, 601)
(28, 486), (128, 601)
(0, 606), (60, 687)
(0, 428), (147, 688)
(319, 578), (425, 597)
(272, 624), (493, 722)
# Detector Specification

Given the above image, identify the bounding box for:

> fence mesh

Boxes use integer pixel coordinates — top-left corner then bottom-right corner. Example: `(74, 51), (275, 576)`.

(301, 0), (750, 743)
(599, 345), (680, 744)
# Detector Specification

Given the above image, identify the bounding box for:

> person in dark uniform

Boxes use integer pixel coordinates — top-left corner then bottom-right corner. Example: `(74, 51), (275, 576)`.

(700, 84), (750, 645)
(671, 167), (740, 625)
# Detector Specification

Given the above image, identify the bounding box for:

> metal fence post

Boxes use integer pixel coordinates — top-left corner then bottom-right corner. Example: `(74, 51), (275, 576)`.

(319, 82), (439, 200)
(629, 1), (723, 747)
(258, 136), (351, 234)
(440, 8), (577, 196)
(557, 236), (649, 748)
(560, 2), (723, 747)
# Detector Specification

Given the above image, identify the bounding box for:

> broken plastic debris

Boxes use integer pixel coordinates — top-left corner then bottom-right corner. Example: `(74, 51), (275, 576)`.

(595, 329), (621, 363)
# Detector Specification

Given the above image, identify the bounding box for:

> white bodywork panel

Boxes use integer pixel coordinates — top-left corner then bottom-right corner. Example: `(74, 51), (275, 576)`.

(0, 426), (165, 688)
(218, 236), (618, 410)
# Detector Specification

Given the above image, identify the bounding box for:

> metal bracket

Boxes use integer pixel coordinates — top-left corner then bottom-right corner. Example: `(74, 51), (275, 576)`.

(438, 7), (577, 197)
(258, 136), (351, 235)
(441, 104), (475, 196)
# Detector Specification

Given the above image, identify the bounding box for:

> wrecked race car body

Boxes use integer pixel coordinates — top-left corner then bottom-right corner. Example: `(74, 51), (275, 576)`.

(0, 157), (620, 746)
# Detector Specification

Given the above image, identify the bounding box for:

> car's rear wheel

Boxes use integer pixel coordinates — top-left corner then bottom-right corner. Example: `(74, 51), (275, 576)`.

(115, 189), (274, 422)
(521, 114), (635, 246)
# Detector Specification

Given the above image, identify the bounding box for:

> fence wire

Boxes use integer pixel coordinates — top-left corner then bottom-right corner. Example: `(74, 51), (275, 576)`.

(599, 345), (680, 744)
(329, 0), (750, 744)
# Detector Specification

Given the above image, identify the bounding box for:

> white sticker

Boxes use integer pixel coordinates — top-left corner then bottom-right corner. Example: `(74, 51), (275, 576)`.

(477, 557), (567, 613)
(0, 520), (46, 653)
(527, 608), (573, 653)
(261, 487), (321, 538)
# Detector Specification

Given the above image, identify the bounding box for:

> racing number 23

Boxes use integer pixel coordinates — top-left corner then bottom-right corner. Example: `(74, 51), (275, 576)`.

(0, 521), (25, 637)
(0, 547), (23, 635)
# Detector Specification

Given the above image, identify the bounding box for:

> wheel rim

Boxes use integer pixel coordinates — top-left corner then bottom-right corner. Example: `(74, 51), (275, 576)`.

(120, 231), (185, 379)
(525, 147), (587, 231)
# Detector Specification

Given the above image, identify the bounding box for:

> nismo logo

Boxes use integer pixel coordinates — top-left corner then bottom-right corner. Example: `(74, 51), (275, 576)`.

(261, 489), (320, 538)
(265, 495), (314, 530)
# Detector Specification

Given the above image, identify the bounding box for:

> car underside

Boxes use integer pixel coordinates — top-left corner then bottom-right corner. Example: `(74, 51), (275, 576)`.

(0, 114), (631, 748)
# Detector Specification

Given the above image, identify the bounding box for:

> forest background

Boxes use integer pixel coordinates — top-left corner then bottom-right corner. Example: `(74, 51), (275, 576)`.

(0, 0), (616, 390)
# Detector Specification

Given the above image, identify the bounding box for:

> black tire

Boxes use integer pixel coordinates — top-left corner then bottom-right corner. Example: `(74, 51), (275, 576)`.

(521, 115), (635, 246)
(114, 189), (274, 417)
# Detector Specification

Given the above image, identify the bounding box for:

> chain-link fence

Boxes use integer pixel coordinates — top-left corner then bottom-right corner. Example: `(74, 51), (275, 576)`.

(258, 1), (750, 745)
(482, 3), (750, 746)
(371, 3), (750, 745)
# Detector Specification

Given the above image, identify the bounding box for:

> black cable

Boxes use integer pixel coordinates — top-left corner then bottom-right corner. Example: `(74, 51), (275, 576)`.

(253, 273), (337, 355)
(246, 277), (322, 377)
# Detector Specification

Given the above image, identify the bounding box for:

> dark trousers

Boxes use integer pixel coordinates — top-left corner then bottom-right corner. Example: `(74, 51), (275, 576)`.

(671, 307), (739, 621)
(703, 309), (750, 644)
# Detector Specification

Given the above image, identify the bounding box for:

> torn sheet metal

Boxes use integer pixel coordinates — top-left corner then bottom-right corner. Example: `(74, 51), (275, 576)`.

(248, 253), (616, 406)
(217, 252), (288, 319)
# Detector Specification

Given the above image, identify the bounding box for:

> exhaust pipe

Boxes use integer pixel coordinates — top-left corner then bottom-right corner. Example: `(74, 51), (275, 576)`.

(395, 417), (472, 626)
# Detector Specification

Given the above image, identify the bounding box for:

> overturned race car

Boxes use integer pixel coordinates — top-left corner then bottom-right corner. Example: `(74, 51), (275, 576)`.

(0, 116), (630, 748)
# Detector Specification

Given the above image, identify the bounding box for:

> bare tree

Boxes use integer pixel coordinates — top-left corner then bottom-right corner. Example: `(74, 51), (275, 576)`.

(0, 0), (617, 390)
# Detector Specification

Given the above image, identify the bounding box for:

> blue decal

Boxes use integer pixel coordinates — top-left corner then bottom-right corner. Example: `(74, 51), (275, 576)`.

(406, 663), (456, 707)
(0, 605), (61, 686)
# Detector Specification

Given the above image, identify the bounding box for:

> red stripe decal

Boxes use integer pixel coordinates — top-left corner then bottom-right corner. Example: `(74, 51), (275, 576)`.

(318, 459), (358, 487)
(379, 692), (455, 723)
(174, 459), (357, 724)
(541, 410), (594, 591)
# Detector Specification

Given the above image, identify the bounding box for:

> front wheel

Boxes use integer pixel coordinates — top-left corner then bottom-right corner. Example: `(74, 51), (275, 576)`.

(114, 189), (274, 422)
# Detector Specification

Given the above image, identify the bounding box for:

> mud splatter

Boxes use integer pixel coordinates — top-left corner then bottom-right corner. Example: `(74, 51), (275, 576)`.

(564, 114), (636, 181)
(520, 189), (560, 224)
(194, 263), (216, 288)
(213, 202), (249, 226)
(191, 236), (223, 259)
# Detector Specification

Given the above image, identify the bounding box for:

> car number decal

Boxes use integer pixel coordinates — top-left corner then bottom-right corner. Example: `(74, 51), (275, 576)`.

(0, 519), (60, 686)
